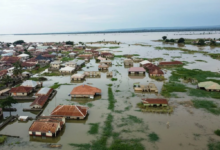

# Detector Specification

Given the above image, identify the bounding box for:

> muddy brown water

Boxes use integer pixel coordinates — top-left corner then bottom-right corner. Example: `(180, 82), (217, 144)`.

(1, 32), (220, 150)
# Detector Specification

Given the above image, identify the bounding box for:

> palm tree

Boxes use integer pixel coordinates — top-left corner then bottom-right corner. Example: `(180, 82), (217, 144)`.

(13, 61), (22, 76)
(0, 96), (17, 116)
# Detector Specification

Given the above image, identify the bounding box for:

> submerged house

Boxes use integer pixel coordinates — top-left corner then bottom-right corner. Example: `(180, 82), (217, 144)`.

(70, 85), (101, 98)
(124, 59), (133, 66)
(142, 98), (168, 107)
(71, 74), (85, 81)
(198, 81), (220, 92)
(159, 61), (183, 66)
(30, 95), (49, 108)
(100, 60), (112, 65)
(59, 66), (75, 74)
(29, 116), (65, 137)
(128, 67), (145, 74)
(134, 83), (158, 92)
(65, 61), (76, 68)
(98, 64), (109, 70)
(35, 87), (53, 97)
(50, 61), (61, 69)
(9, 86), (33, 96)
(51, 105), (88, 119)
(21, 80), (42, 89)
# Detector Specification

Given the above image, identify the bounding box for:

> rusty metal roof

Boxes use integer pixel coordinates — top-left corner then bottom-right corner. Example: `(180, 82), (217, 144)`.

(51, 105), (88, 117)
(70, 85), (101, 95)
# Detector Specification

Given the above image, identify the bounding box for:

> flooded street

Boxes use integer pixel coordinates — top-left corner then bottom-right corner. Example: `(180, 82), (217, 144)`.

(1, 32), (220, 150)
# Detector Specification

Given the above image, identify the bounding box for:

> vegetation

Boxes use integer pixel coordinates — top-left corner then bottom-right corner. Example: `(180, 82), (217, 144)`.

(29, 77), (47, 81)
(0, 136), (7, 144)
(108, 87), (115, 111)
(0, 96), (18, 116)
(162, 36), (167, 40)
(188, 88), (220, 99)
(154, 46), (208, 54)
(111, 78), (117, 81)
(197, 39), (205, 45)
(192, 100), (220, 115)
(121, 115), (143, 124)
(148, 132), (159, 142)
(42, 72), (60, 76)
(109, 46), (120, 49)
(30, 65), (50, 74)
(88, 123), (99, 134)
(161, 82), (187, 97)
(195, 60), (207, 63)
(13, 61), (22, 76)
(109, 139), (145, 150)
(137, 103), (173, 113)
(50, 82), (72, 89)
(177, 38), (185, 43)
(13, 40), (25, 45)
(1, 75), (13, 87)
(208, 142), (220, 150)
(214, 130), (220, 136)
(208, 53), (220, 60)
(66, 41), (74, 45)
(61, 57), (74, 62)
(169, 68), (220, 84)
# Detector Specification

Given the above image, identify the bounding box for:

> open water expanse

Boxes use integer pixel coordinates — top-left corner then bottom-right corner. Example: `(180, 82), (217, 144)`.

(1, 32), (220, 150)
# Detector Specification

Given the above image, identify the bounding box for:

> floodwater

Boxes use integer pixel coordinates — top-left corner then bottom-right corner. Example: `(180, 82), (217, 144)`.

(1, 32), (220, 150)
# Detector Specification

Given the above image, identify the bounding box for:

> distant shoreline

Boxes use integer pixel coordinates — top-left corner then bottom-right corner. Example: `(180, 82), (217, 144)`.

(1, 28), (220, 35)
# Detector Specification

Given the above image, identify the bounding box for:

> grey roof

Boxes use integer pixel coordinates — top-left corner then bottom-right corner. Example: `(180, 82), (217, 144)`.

(21, 80), (38, 87)
(37, 88), (52, 95)
(77, 60), (85, 65)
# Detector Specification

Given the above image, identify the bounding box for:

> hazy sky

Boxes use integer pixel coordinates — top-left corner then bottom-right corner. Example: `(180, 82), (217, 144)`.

(0, 0), (219, 34)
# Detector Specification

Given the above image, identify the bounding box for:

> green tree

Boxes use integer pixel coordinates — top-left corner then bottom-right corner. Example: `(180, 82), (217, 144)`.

(165, 39), (170, 42)
(197, 39), (205, 46)
(2, 75), (13, 87)
(13, 40), (25, 45)
(170, 39), (175, 42)
(13, 61), (22, 76)
(178, 38), (185, 43)
(210, 40), (216, 46)
(162, 36), (167, 40)
(0, 96), (18, 116)
(66, 41), (74, 45)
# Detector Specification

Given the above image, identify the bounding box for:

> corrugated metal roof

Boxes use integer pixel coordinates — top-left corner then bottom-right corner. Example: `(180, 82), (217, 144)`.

(198, 81), (220, 90)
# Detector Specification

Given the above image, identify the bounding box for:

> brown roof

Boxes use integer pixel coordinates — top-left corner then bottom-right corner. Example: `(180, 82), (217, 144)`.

(128, 67), (145, 72)
(30, 96), (49, 107)
(22, 62), (36, 67)
(144, 63), (160, 70)
(9, 86), (32, 93)
(70, 85), (101, 95)
(159, 61), (183, 65)
(142, 98), (168, 104)
(149, 68), (164, 75)
(0, 70), (8, 76)
(29, 121), (59, 133)
(37, 117), (64, 127)
(1, 56), (21, 63)
(98, 64), (108, 68)
(42, 54), (56, 58)
(51, 105), (88, 117)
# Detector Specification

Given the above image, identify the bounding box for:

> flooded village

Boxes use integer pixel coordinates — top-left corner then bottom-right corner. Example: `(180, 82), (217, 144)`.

(0, 32), (220, 150)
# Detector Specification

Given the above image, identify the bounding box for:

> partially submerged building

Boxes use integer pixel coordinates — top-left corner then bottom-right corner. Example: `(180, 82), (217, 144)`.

(50, 61), (61, 69)
(30, 95), (49, 108)
(142, 98), (168, 107)
(134, 83), (158, 92)
(35, 87), (53, 97)
(9, 86), (33, 96)
(100, 60), (112, 65)
(128, 67), (145, 74)
(124, 59), (133, 66)
(59, 66), (75, 74)
(159, 61), (183, 66)
(70, 85), (101, 98)
(21, 80), (42, 89)
(84, 71), (101, 77)
(71, 74), (85, 81)
(198, 81), (220, 92)
(29, 116), (65, 137)
(98, 64), (109, 70)
(51, 105), (88, 119)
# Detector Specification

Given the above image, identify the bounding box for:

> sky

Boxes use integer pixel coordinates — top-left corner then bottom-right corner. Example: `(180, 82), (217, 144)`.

(0, 0), (220, 34)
